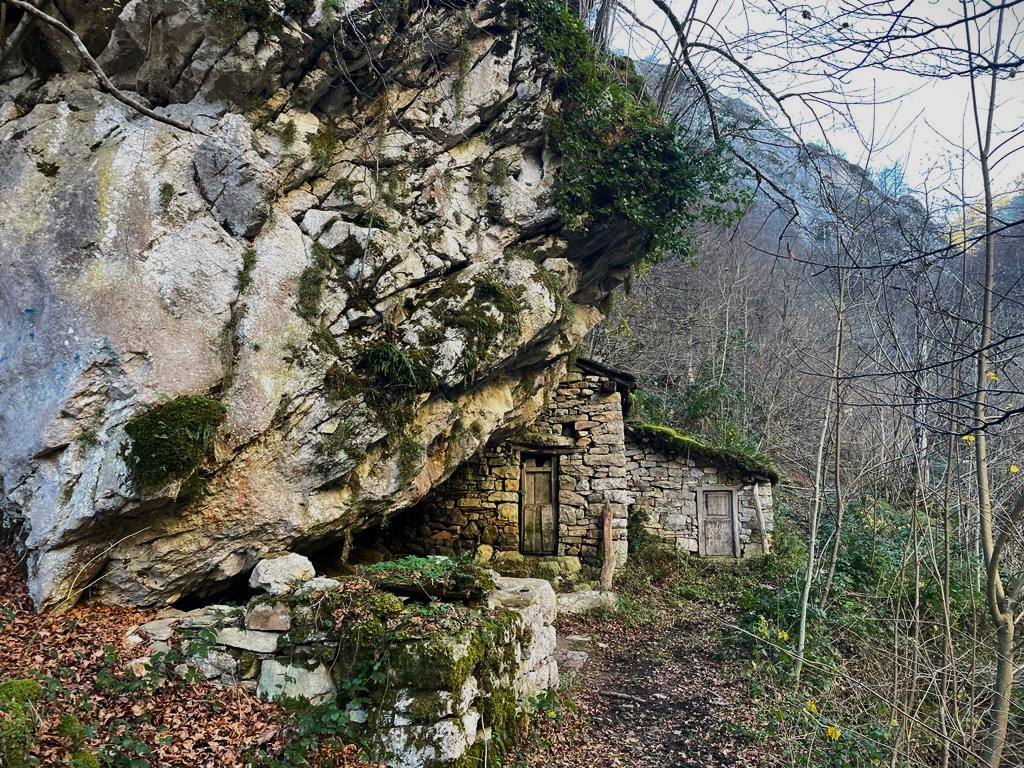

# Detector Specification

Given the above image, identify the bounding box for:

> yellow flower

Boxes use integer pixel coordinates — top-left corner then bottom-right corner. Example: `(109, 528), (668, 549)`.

(986, 370), (998, 383)
(825, 725), (842, 741)
(776, 629), (789, 642)
(805, 700), (819, 715)
(1011, 465), (1020, 474)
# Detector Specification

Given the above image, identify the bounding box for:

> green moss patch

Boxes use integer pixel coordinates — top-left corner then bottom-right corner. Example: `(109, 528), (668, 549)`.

(124, 396), (226, 492)
(236, 247), (257, 292)
(629, 423), (780, 482)
(0, 678), (43, 768)
(450, 277), (525, 380)
(296, 241), (334, 321)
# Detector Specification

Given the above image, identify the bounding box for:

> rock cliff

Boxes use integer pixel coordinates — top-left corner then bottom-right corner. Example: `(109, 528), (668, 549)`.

(0, 0), (644, 608)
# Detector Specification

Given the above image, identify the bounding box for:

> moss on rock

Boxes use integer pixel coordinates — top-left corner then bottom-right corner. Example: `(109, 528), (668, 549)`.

(124, 396), (225, 492)
(360, 555), (495, 602)
(0, 678), (43, 768)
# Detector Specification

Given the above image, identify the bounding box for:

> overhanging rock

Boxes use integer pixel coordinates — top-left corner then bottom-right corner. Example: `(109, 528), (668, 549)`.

(0, 0), (643, 608)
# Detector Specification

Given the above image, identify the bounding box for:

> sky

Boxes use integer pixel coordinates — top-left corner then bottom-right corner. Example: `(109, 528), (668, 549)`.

(610, 0), (1024, 201)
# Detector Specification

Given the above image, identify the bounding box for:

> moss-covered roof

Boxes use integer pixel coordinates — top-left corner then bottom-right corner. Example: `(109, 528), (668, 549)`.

(627, 423), (781, 483)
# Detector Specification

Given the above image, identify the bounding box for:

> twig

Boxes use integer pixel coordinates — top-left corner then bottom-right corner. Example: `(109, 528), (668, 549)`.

(0, 0), (199, 134)
(598, 690), (647, 704)
(0, 0), (38, 68)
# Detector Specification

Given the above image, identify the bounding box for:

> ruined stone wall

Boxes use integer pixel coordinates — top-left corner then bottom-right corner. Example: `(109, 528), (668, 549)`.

(624, 439), (774, 557)
(389, 366), (629, 564)
(128, 570), (558, 767)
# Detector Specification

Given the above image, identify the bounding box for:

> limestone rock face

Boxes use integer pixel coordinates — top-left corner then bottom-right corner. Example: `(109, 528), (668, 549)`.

(0, 0), (641, 609)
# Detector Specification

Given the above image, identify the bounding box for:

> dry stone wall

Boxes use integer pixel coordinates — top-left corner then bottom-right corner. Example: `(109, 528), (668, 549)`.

(531, 368), (629, 564)
(625, 438), (774, 557)
(386, 366), (628, 565)
(389, 446), (522, 555)
(127, 564), (558, 767)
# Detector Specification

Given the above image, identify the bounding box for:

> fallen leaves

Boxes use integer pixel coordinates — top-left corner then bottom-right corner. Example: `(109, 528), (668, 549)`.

(517, 603), (784, 768)
(0, 548), (374, 767)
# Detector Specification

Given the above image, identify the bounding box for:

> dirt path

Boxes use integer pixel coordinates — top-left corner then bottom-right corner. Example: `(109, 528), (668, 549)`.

(516, 601), (779, 768)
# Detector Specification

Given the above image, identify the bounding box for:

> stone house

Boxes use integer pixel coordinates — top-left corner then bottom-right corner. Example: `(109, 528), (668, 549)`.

(387, 359), (777, 565)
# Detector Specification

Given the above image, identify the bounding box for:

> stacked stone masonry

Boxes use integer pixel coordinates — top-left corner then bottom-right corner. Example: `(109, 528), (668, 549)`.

(624, 438), (774, 557)
(388, 362), (773, 563)
(390, 366), (629, 565)
(128, 575), (559, 768)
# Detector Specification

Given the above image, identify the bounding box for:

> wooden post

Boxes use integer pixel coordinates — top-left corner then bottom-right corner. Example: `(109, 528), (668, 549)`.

(599, 501), (615, 590)
(752, 482), (771, 556)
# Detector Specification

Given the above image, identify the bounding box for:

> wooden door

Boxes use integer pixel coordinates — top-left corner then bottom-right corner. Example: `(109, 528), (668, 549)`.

(700, 489), (737, 557)
(520, 454), (558, 555)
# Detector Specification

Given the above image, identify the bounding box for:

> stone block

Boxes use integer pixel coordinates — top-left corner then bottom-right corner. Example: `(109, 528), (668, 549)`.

(249, 553), (315, 595)
(216, 627), (280, 653)
(246, 602), (291, 632)
(258, 660), (336, 704)
(556, 590), (617, 616)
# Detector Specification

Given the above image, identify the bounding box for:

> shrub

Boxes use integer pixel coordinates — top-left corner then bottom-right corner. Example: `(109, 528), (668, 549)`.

(209, 0), (276, 36)
(124, 396), (226, 492)
(357, 341), (434, 396)
(309, 124), (339, 173)
(518, 0), (744, 264)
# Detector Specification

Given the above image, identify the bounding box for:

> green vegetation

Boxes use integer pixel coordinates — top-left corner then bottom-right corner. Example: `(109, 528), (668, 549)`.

(360, 555), (495, 602)
(124, 395), (226, 492)
(249, 565), (526, 766)
(353, 339), (435, 429)
(278, 118), (297, 147)
(357, 340), (433, 393)
(35, 160), (59, 177)
(322, 364), (362, 402)
(451, 277), (525, 380)
(68, 750), (101, 768)
(236, 247), (257, 292)
(209, 0), (276, 36)
(517, 0), (744, 263)
(158, 182), (175, 214)
(396, 437), (425, 485)
(532, 262), (574, 318)
(0, 678), (43, 768)
(309, 124), (339, 173)
(296, 241), (333, 321)
(489, 157), (511, 187)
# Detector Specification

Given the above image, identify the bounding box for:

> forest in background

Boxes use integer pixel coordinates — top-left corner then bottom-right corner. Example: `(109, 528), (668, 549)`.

(583, 0), (1024, 765)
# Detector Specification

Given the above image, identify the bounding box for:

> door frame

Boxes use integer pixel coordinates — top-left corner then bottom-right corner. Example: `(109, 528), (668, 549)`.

(696, 485), (740, 557)
(518, 451), (560, 555)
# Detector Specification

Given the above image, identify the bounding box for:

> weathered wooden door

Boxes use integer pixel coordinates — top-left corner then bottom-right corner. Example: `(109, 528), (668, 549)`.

(700, 489), (738, 557)
(520, 454), (558, 555)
